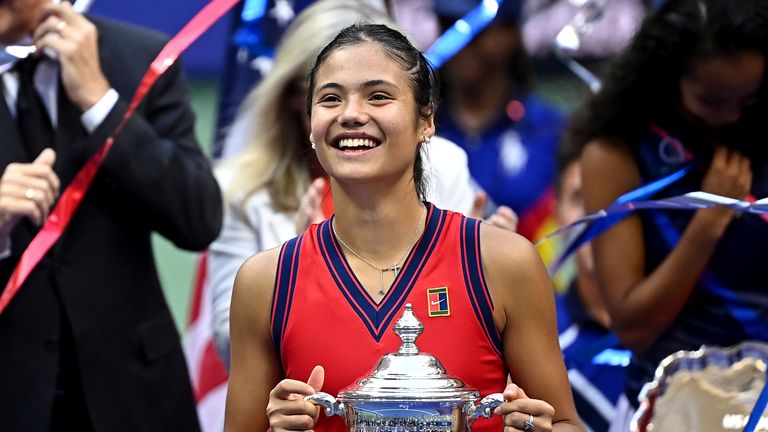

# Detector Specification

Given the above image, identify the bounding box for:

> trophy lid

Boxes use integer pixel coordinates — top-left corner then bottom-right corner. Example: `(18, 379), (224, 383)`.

(338, 304), (480, 402)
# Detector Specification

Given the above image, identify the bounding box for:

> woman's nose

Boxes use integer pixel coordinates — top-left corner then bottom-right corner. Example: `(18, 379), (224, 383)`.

(338, 99), (369, 126)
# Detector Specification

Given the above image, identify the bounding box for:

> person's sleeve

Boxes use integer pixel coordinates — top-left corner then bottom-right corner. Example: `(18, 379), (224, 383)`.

(80, 88), (119, 133)
(76, 57), (223, 251)
(425, 136), (477, 214)
(207, 198), (263, 367)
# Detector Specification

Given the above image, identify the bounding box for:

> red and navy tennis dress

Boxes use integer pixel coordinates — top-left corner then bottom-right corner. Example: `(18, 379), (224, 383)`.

(271, 204), (507, 432)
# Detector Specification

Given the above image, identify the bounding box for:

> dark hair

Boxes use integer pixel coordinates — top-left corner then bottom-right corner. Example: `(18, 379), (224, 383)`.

(435, 16), (533, 92)
(568, 0), (768, 152)
(306, 23), (439, 201)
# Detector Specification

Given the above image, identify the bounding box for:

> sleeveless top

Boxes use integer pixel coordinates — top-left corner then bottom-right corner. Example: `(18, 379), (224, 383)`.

(271, 204), (507, 432)
(624, 125), (768, 405)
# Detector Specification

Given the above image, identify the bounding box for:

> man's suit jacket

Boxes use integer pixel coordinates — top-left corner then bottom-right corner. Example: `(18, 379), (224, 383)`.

(0, 17), (222, 431)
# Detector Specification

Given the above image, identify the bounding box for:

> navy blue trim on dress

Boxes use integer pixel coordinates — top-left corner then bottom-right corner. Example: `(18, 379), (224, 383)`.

(318, 203), (447, 341)
(270, 234), (304, 364)
(461, 217), (504, 358)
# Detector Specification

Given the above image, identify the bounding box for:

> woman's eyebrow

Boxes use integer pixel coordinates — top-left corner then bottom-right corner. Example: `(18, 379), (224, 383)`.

(363, 79), (396, 89)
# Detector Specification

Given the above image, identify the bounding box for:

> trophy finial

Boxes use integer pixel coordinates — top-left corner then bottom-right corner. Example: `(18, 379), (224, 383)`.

(394, 304), (423, 355)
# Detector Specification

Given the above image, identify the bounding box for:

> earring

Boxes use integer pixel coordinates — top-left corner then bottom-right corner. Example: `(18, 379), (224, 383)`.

(422, 135), (431, 145)
(311, 142), (316, 150)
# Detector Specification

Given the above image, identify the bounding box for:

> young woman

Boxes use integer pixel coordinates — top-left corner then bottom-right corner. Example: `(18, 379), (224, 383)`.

(207, 0), (516, 367)
(225, 23), (583, 432)
(569, 0), (768, 424)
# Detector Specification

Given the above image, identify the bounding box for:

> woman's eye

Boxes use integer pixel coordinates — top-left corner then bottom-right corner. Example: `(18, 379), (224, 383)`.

(318, 94), (340, 103)
(370, 93), (391, 102)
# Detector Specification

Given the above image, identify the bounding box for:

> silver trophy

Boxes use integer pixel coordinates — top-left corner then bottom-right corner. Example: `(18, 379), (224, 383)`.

(305, 304), (504, 432)
(632, 341), (768, 432)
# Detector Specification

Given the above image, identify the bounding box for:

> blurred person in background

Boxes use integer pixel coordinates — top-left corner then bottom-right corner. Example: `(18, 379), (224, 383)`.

(569, 0), (768, 428)
(554, 141), (627, 432)
(434, 0), (565, 244)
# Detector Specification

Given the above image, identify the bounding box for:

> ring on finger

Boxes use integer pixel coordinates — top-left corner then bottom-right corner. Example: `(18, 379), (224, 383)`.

(56, 20), (67, 32)
(25, 188), (36, 200)
(523, 414), (535, 432)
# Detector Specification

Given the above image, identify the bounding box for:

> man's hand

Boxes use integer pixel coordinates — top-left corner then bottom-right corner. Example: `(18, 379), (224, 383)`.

(0, 149), (60, 233)
(33, 1), (110, 112)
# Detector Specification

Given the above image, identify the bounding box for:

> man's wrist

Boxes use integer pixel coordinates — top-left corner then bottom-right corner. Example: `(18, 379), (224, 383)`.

(80, 88), (119, 133)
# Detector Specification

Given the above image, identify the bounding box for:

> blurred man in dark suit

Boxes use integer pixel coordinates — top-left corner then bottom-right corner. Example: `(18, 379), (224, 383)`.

(0, 0), (222, 430)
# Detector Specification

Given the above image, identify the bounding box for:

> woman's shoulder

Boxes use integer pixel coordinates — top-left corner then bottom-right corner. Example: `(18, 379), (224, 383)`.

(235, 246), (282, 297)
(581, 136), (637, 171)
(477, 222), (553, 311)
(479, 223), (541, 271)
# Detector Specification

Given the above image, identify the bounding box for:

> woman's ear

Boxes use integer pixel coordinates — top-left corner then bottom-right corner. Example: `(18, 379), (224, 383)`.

(421, 114), (436, 141)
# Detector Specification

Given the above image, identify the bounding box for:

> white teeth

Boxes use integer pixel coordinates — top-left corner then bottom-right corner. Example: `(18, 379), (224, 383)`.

(338, 138), (377, 148)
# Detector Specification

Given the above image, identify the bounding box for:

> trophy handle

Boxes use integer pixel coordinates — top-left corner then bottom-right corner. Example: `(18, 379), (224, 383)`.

(469, 393), (505, 420)
(304, 392), (346, 417)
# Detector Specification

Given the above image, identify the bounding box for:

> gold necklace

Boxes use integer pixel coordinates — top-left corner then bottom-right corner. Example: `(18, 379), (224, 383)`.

(332, 206), (426, 296)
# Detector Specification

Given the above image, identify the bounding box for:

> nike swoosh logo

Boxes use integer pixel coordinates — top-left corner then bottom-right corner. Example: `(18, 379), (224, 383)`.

(431, 300), (444, 305)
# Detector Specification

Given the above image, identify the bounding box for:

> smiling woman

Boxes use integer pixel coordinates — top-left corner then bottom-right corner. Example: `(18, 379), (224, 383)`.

(224, 23), (584, 432)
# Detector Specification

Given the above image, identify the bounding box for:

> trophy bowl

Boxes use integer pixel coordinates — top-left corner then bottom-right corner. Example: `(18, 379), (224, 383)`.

(305, 304), (504, 432)
(631, 341), (768, 432)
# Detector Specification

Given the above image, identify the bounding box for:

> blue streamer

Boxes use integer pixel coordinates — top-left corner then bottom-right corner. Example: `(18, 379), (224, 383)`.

(425, 0), (502, 68)
(592, 348), (632, 367)
(241, 0), (268, 22)
(233, 0), (270, 53)
(550, 165), (692, 274)
(744, 380), (768, 432)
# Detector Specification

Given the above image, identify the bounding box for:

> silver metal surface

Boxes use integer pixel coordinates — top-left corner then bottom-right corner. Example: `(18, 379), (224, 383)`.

(552, 0), (606, 93)
(631, 341), (768, 432)
(305, 304), (504, 431)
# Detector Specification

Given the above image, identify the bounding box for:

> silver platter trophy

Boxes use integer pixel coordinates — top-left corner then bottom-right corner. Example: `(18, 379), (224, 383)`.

(305, 304), (504, 432)
(631, 341), (768, 432)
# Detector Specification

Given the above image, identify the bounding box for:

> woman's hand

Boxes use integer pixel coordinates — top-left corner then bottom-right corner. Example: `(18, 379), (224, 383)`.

(702, 146), (752, 200)
(496, 383), (555, 432)
(295, 178), (328, 233)
(267, 366), (325, 432)
(469, 190), (519, 233)
(485, 205), (518, 233)
(697, 146), (753, 234)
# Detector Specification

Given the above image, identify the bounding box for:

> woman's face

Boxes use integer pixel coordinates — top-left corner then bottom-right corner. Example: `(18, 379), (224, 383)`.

(679, 52), (764, 129)
(309, 42), (434, 185)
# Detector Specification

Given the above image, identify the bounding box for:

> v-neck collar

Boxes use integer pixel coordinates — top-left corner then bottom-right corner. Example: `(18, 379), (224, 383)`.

(317, 203), (447, 341)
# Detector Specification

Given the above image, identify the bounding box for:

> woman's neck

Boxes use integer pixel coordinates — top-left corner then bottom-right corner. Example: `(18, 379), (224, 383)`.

(331, 180), (426, 264)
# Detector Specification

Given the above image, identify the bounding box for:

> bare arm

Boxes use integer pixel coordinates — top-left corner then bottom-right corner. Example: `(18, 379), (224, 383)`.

(481, 224), (583, 432)
(224, 247), (325, 432)
(224, 248), (283, 432)
(580, 139), (751, 352)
